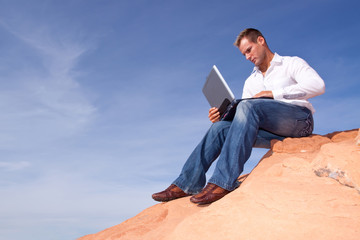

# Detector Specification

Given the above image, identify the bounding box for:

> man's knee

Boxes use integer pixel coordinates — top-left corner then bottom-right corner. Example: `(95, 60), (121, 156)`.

(236, 99), (270, 115)
(236, 100), (257, 114)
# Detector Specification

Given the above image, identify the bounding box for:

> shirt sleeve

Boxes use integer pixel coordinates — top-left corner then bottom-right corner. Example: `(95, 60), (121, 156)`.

(272, 57), (325, 100)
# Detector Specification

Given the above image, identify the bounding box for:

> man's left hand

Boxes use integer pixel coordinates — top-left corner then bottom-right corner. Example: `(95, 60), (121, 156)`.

(253, 91), (274, 98)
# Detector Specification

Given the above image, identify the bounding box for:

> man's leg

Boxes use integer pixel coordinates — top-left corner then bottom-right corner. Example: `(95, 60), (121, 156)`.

(153, 99), (312, 202)
(152, 121), (231, 201)
(208, 99), (313, 192)
(172, 120), (232, 194)
(171, 120), (286, 195)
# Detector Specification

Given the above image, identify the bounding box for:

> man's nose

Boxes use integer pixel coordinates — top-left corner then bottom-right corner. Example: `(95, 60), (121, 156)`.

(245, 54), (251, 60)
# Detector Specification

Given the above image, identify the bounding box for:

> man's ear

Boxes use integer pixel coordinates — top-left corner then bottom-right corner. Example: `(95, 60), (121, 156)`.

(257, 36), (265, 45)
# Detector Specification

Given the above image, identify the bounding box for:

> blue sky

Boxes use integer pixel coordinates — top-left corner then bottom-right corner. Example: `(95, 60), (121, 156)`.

(0, 0), (359, 239)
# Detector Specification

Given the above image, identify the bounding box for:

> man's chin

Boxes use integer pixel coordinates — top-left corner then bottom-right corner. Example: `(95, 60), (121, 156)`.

(254, 59), (263, 67)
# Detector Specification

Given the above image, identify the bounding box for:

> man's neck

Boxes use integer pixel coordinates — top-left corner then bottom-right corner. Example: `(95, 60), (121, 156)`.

(258, 51), (275, 76)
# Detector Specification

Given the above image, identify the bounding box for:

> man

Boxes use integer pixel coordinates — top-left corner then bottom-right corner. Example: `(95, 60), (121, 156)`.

(152, 28), (325, 205)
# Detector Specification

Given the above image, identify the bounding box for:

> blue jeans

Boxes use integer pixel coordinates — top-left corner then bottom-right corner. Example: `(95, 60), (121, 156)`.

(173, 99), (313, 194)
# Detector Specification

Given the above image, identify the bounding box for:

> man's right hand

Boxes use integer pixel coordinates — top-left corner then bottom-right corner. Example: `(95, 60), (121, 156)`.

(208, 107), (220, 123)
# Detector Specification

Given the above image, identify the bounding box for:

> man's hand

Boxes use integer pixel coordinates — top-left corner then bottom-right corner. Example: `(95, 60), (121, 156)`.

(208, 107), (220, 123)
(253, 90), (274, 98)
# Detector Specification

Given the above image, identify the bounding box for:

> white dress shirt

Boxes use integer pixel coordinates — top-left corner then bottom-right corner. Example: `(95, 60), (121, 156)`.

(242, 53), (325, 113)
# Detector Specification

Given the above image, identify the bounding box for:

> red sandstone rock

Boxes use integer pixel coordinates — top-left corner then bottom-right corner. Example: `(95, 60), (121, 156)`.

(78, 129), (360, 240)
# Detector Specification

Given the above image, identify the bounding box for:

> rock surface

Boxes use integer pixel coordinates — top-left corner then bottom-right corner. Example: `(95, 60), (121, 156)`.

(78, 129), (360, 240)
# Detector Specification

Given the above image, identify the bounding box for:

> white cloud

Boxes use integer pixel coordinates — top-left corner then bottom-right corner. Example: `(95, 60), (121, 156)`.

(0, 17), (96, 151)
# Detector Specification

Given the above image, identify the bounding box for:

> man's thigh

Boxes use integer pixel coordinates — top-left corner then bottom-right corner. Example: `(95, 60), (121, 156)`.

(237, 99), (313, 138)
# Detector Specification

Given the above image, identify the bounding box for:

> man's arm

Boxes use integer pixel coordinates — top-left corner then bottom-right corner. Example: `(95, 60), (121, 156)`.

(271, 57), (325, 100)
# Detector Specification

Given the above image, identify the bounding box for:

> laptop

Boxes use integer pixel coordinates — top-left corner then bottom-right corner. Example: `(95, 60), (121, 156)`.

(202, 65), (273, 121)
(202, 65), (236, 118)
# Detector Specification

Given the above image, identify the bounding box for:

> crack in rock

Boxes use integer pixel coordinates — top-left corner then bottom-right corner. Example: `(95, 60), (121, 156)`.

(314, 167), (360, 194)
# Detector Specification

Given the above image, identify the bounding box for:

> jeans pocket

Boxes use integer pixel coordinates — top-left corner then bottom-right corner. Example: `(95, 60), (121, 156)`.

(296, 113), (313, 137)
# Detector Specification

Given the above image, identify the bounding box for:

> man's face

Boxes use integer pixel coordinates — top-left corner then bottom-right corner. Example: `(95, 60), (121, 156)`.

(239, 36), (266, 67)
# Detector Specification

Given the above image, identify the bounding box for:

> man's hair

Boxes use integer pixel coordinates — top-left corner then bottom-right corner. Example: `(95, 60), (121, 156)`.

(234, 28), (266, 47)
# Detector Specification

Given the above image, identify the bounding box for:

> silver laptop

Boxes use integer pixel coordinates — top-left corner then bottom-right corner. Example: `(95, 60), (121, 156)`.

(202, 65), (235, 117)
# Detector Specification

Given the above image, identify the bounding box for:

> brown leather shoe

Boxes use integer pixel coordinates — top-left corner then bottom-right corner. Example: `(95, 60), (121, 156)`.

(190, 183), (230, 204)
(152, 184), (190, 202)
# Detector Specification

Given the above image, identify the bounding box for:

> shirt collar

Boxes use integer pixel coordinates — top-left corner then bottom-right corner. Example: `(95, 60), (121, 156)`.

(251, 52), (282, 76)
